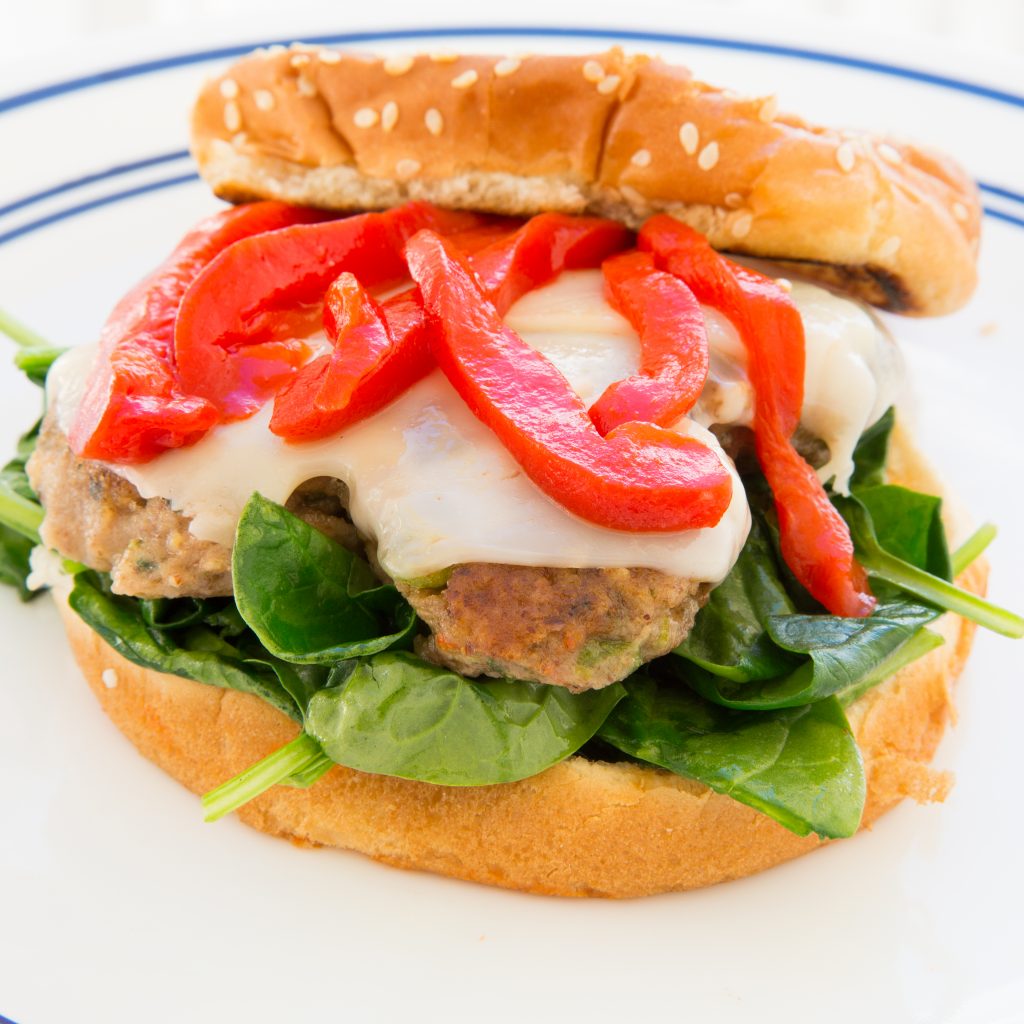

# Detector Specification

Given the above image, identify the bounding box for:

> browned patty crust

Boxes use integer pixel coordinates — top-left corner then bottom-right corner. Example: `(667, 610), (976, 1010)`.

(29, 414), (707, 690)
(402, 566), (707, 691)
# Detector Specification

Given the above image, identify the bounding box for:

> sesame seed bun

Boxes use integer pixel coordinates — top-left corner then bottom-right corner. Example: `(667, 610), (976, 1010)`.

(54, 426), (986, 898)
(191, 47), (981, 316)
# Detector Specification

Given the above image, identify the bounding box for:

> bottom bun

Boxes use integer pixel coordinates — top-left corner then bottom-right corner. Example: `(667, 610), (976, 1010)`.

(57, 427), (985, 898)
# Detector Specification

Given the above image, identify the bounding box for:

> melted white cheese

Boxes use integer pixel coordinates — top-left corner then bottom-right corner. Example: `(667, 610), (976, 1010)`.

(511, 269), (902, 493)
(48, 266), (899, 584)
(49, 321), (750, 585)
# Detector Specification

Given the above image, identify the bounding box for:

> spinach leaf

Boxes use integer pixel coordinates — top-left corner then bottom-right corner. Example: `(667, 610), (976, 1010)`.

(681, 598), (940, 709)
(854, 484), (951, 580)
(835, 491), (1024, 638)
(304, 651), (625, 785)
(69, 570), (310, 721)
(849, 406), (894, 489)
(675, 518), (799, 682)
(232, 493), (417, 664)
(673, 456), (981, 709)
(836, 627), (945, 708)
(0, 421), (44, 600)
(598, 673), (865, 838)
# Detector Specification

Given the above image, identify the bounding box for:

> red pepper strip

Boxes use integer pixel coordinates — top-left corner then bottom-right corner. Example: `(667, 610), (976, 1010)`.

(405, 229), (733, 532)
(270, 213), (630, 442)
(69, 201), (327, 463)
(639, 215), (875, 617)
(268, 221), (516, 442)
(175, 202), (489, 418)
(590, 250), (709, 434)
(470, 213), (633, 315)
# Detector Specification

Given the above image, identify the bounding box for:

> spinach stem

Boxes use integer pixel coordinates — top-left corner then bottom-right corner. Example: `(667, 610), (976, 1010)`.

(0, 308), (50, 349)
(951, 523), (997, 577)
(15, 345), (66, 375)
(201, 733), (330, 822)
(867, 550), (1024, 638)
(0, 483), (43, 542)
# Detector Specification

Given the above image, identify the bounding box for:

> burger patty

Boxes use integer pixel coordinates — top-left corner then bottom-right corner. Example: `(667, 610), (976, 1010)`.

(29, 416), (711, 689)
(28, 416), (360, 598)
(400, 566), (707, 692)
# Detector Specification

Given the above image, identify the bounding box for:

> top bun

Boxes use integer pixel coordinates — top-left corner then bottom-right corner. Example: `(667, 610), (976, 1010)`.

(191, 46), (981, 316)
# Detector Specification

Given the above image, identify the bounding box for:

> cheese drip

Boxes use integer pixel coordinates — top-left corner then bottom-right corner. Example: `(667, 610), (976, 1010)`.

(49, 269), (898, 584)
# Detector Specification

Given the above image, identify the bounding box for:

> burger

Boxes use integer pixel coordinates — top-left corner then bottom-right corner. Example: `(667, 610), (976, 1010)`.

(1, 46), (1018, 898)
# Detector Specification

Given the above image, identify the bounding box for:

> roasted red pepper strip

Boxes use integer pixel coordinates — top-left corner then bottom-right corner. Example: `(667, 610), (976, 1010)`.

(175, 202), (488, 418)
(591, 250), (709, 434)
(405, 229), (733, 533)
(639, 215), (875, 617)
(270, 213), (631, 442)
(70, 201), (327, 463)
(470, 213), (633, 314)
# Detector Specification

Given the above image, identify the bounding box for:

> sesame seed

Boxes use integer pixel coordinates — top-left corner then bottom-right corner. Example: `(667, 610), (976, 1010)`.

(425, 108), (444, 136)
(582, 60), (605, 83)
(877, 142), (902, 164)
(730, 213), (753, 239)
(878, 236), (902, 259)
(430, 51), (459, 63)
(758, 96), (778, 122)
(381, 100), (399, 132)
(296, 75), (317, 98)
(223, 101), (241, 133)
(290, 53), (311, 68)
(597, 74), (621, 95)
(354, 107), (379, 128)
(697, 141), (720, 171)
(952, 201), (969, 222)
(776, 278), (793, 293)
(724, 192), (743, 209)
(630, 148), (652, 168)
(232, 132), (248, 147)
(253, 89), (275, 111)
(395, 158), (422, 179)
(679, 122), (699, 155)
(101, 668), (118, 689)
(620, 185), (646, 208)
(384, 54), (414, 76)
(451, 69), (478, 89)
(494, 57), (521, 77)
(319, 49), (342, 64)
(219, 77), (239, 99)
(836, 142), (856, 173)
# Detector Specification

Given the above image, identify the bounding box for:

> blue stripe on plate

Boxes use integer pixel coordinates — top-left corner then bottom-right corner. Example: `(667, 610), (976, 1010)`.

(0, 172), (200, 247)
(979, 181), (1024, 206)
(0, 25), (1022, 117)
(0, 151), (191, 219)
(984, 207), (1024, 229)
(0, 1013), (21, 1024)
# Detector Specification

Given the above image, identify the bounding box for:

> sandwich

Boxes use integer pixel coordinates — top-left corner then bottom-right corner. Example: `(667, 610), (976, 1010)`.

(1, 46), (1019, 899)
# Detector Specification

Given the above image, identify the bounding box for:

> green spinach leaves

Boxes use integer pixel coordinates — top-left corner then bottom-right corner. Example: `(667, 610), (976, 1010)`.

(233, 493), (416, 663)
(305, 653), (623, 785)
(599, 672), (865, 838)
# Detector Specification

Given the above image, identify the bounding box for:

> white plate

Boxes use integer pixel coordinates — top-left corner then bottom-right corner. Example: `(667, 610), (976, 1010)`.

(1, 11), (1022, 1024)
